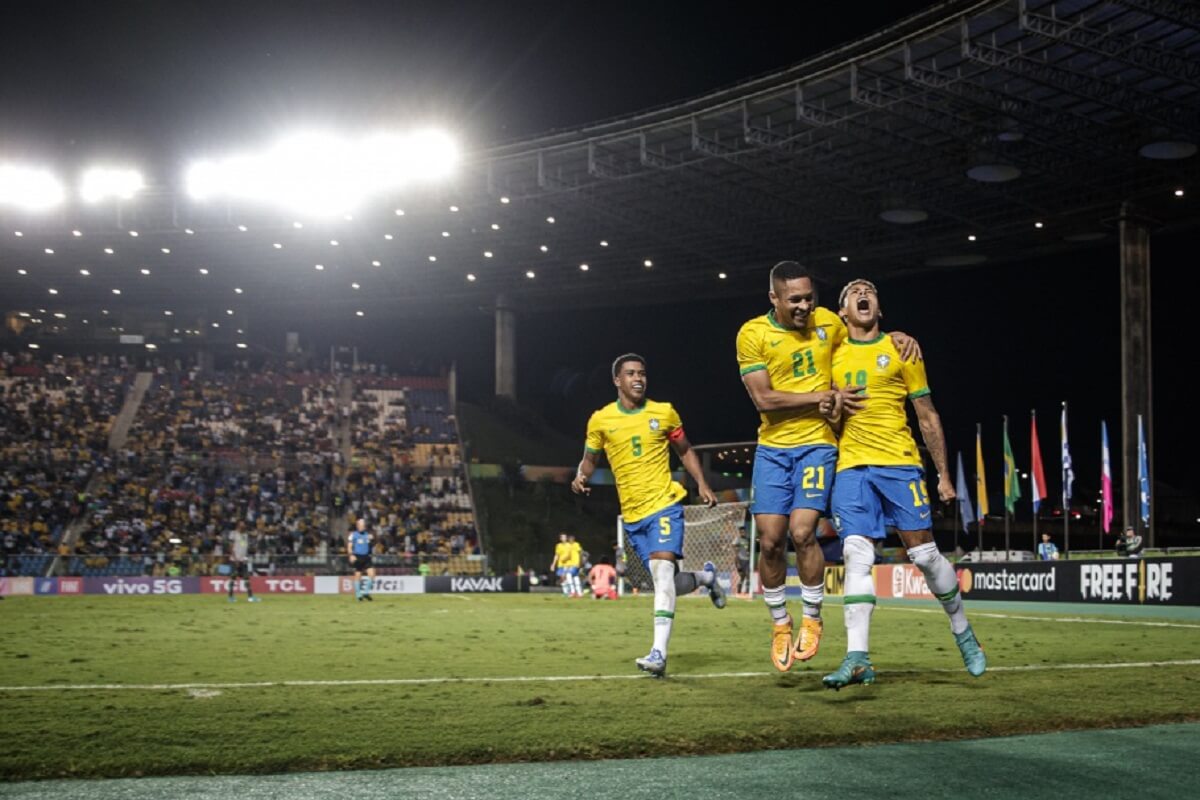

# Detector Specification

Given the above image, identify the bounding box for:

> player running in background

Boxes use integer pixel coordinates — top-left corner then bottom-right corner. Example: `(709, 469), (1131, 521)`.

(572, 353), (725, 677)
(550, 533), (572, 597)
(563, 535), (584, 597)
(227, 521), (259, 603)
(347, 518), (375, 602)
(737, 261), (918, 672)
(822, 279), (985, 689)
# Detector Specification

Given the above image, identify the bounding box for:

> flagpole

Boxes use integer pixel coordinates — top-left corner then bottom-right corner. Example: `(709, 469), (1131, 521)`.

(1003, 415), (1011, 561)
(1062, 402), (1070, 561)
(1031, 409), (1038, 553)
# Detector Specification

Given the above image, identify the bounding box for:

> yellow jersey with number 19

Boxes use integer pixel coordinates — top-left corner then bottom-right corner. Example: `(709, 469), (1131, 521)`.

(832, 334), (930, 471)
(585, 399), (687, 523)
(736, 307), (846, 449)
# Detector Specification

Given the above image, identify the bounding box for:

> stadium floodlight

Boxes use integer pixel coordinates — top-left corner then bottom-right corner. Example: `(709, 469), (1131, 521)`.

(184, 127), (459, 216)
(80, 167), (144, 203)
(0, 163), (64, 211)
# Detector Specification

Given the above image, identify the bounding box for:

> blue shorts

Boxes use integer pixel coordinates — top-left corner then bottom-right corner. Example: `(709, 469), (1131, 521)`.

(623, 503), (685, 567)
(751, 444), (838, 516)
(564, 566), (579, 577)
(831, 466), (932, 539)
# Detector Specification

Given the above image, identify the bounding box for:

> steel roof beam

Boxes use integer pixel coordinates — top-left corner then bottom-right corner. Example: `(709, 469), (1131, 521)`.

(962, 19), (1200, 131)
(1116, 0), (1200, 31)
(1020, 0), (1200, 86)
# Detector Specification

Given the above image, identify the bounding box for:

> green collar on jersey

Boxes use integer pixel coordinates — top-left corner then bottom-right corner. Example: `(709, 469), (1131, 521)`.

(615, 398), (646, 414)
(847, 332), (887, 345)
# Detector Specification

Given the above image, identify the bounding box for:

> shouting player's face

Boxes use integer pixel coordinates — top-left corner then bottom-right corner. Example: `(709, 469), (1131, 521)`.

(613, 361), (647, 405)
(769, 276), (816, 330)
(840, 281), (881, 328)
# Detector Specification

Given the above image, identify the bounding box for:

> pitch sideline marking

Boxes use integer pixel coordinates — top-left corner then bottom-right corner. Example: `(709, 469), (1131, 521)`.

(878, 606), (1200, 629)
(2, 659), (1198, 693)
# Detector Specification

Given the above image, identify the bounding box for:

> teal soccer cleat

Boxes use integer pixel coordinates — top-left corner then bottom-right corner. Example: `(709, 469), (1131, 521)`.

(822, 651), (876, 690)
(954, 625), (987, 677)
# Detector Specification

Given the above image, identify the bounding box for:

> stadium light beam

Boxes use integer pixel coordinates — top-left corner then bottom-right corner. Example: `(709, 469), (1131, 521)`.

(0, 164), (65, 211)
(184, 127), (460, 216)
(80, 167), (144, 203)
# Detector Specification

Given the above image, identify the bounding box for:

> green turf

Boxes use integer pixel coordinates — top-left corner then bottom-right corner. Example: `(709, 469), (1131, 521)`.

(1, 594), (1198, 780)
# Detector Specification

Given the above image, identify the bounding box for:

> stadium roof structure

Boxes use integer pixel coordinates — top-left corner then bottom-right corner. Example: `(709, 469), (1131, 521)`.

(1, 0), (1198, 323)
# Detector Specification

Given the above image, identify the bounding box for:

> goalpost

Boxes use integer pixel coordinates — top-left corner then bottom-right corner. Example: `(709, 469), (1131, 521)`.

(616, 501), (756, 599)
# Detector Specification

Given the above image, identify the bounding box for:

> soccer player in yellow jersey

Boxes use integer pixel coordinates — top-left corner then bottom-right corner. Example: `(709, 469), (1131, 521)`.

(549, 533), (579, 598)
(738, 261), (918, 672)
(563, 535), (584, 597)
(822, 279), (986, 689)
(572, 353), (725, 677)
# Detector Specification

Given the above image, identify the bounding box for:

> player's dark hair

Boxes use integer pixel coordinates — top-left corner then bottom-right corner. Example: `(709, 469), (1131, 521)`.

(611, 352), (646, 378)
(769, 261), (813, 291)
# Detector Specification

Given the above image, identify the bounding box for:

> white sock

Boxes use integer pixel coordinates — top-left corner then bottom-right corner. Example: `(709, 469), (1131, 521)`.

(650, 558), (676, 657)
(762, 585), (789, 624)
(800, 582), (823, 619)
(843, 535), (877, 654)
(561, 576), (570, 596)
(573, 573), (583, 595)
(907, 542), (969, 635)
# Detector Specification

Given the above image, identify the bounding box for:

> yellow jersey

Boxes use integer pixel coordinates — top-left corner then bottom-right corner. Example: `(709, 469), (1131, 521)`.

(831, 333), (930, 470)
(736, 307), (846, 448)
(563, 541), (582, 568)
(585, 398), (687, 523)
(553, 541), (570, 567)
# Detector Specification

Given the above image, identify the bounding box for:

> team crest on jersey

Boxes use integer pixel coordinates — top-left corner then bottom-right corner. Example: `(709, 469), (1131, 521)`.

(816, 327), (827, 341)
(649, 418), (661, 431)
(876, 354), (891, 370)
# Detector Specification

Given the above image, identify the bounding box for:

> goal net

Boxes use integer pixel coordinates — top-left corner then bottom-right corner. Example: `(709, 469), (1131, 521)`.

(615, 501), (753, 598)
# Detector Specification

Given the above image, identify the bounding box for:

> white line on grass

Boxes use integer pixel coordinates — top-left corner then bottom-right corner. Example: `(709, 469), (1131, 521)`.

(3, 659), (1198, 692)
(880, 606), (1200, 629)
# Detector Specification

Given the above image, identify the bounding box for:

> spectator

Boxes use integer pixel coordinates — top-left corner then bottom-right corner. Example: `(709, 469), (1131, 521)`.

(1036, 533), (1059, 561)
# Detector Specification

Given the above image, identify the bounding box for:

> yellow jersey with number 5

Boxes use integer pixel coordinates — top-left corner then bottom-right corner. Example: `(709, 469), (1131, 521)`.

(832, 334), (930, 470)
(736, 307), (846, 449)
(585, 399), (687, 523)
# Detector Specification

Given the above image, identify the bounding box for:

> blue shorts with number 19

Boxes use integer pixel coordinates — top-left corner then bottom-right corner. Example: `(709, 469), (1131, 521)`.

(623, 503), (685, 567)
(751, 444), (838, 516)
(831, 465), (931, 539)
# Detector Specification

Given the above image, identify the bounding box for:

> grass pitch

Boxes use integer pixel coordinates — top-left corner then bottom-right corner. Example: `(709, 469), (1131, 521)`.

(2, 593), (1198, 780)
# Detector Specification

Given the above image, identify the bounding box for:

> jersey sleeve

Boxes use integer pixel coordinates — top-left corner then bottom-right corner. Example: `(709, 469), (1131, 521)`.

(663, 403), (685, 441)
(584, 410), (605, 453)
(811, 304), (849, 345)
(902, 354), (931, 399)
(736, 321), (766, 376)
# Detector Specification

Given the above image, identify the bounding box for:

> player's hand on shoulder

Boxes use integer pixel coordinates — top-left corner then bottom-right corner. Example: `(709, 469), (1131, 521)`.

(888, 331), (923, 362)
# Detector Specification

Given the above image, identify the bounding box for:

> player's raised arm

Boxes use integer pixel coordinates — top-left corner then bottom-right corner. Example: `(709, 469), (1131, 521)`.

(669, 430), (717, 507)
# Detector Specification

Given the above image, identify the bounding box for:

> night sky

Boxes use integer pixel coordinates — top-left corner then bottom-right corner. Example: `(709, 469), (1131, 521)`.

(1, 0), (1192, 514)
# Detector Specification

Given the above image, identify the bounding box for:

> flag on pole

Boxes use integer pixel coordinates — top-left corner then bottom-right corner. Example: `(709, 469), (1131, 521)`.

(975, 424), (989, 522)
(1030, 411), (1048, 512)
(1061, 402), (1075, 506)
(1003, 416), (1021, 514)
(955, 451), (974, 533)
(1138, 414), (1150, 525)
(1101, 420), (1114, 534)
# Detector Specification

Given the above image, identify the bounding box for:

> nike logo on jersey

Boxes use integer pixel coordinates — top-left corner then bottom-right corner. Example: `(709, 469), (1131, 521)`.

(657, 537), (671, 544)
(608, 428), (619, 433)
(920, 511), (931, 519)
(805, 491), (822, 498)
(769, 339), (783, 347)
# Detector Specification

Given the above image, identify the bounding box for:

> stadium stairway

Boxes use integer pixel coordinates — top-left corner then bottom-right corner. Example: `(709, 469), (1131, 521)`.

(106, 371), (153, 451)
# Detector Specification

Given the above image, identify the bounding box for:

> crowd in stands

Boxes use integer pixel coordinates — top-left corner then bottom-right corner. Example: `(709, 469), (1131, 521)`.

(1, 349), (481, 577)
(126, 369), (341, 462)
(1, 353), (134, 574)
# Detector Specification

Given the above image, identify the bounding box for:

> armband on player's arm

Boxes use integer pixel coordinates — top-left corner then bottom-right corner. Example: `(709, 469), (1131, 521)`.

(667, 426), (686, 442)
